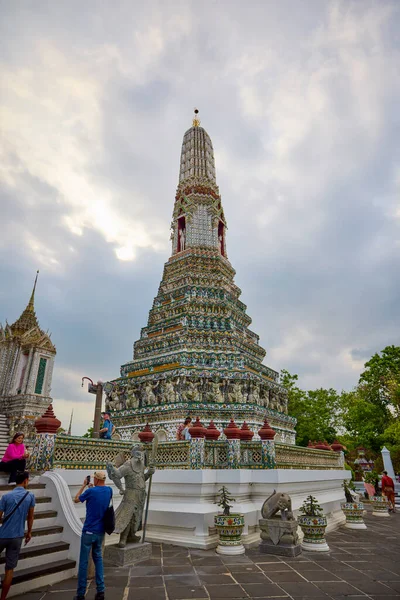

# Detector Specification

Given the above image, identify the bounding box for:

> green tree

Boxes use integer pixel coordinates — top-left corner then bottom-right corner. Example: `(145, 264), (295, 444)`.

(339, 389), (388, 452)
(359, 345), (400, 414)
(83, 427), (93, 438)
(280, 370), (340, 447)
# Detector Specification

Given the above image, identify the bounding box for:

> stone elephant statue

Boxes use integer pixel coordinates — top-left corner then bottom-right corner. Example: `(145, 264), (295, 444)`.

(261, 490), (294, 521)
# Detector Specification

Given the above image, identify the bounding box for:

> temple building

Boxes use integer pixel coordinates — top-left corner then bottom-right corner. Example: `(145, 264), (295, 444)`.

(0, 272), (56, 439)
(109, 111), (296, 443)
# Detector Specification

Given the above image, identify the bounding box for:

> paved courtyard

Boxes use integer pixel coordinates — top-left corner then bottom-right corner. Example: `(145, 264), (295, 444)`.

(16, 512), (400, 600)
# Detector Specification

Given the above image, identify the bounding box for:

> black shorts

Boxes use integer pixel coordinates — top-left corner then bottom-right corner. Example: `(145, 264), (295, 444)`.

(0, 537), (23, 570)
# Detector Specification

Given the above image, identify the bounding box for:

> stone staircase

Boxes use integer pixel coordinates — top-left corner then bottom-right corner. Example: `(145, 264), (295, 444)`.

(0, 414), (9, 458)
(0, 477), (76, 597)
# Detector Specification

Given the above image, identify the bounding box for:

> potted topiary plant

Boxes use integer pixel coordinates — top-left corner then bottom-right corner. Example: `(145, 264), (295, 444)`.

(214, 486), (245, 555)
(297, 495), (329, 552)
(341, 480), (367, 529)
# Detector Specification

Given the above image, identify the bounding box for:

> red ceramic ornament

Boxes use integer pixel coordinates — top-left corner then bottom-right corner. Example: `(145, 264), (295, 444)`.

(240, 421), (254, 441)
(138, 423), (155, 444)
(204, 420), (221, 441)
(188, 417), (206, 439)
(35, 404), (61, 434)
(258, 419), (276, 441)
(223, 418), (241, 440)
(331, 440), (344, 452)
(315, 440), (328, 450)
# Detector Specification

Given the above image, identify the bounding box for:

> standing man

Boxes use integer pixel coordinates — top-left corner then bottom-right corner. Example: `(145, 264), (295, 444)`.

(0, 471), (35, 600)
(74, 471), (112, 600)
(381, 470), (396, 513)
(99, 412), (115, 440)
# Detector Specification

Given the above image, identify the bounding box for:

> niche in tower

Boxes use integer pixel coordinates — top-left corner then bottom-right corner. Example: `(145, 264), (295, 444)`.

(177, 216), (186, 252)
(218, 220), (225, 256)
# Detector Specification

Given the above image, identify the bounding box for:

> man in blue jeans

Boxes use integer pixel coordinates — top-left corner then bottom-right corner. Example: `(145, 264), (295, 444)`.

(74, 471), (112, 600)
(0, 471), (35, 599)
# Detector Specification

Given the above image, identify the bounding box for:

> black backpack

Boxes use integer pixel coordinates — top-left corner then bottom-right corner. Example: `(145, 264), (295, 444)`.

(103, 492), (115, 535)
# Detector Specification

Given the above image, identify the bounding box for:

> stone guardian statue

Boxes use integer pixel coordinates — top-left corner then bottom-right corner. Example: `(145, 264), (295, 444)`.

(106, 446), (155, 547)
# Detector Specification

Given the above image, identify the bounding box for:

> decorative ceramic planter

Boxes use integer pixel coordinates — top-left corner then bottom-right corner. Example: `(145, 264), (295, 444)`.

(371, 496), (390, 517)
(214, 513), (245, 555)
(341, 502), (367, 529)
(298, 515), (329, 552)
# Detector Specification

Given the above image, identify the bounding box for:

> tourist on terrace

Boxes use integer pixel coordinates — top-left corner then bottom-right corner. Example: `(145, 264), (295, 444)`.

(99, 412), (115, 440)
(0, 471), (35, 600)
(381, 470), (396, 513)
(176, 417), (192, 441)
(0, 433), (30, 484)
(74, 471), (112, 600)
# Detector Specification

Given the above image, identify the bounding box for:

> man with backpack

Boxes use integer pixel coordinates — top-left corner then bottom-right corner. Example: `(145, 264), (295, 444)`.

(0, 471), (35, 600)
(74, 471), (113, 600)
(99, 412), (115, 440)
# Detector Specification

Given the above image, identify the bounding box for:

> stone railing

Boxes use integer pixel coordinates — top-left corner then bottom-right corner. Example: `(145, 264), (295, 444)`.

(275, 443), (343, 470)
(53, 436), (132, 470)
(52, 434), (343, 471)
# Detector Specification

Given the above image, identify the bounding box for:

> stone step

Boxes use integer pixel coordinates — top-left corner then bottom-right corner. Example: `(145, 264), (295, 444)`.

(8, 559), (77, 598)
(35, 496), (52, 504)
(0, 541), (70, 574)
(0, 483), (46, 492)
(29, 524), (63, 539)
(30, 509), (58, 520)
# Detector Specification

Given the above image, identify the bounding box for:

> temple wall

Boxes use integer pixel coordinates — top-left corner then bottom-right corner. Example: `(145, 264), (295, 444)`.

(54, 467), (349, 549)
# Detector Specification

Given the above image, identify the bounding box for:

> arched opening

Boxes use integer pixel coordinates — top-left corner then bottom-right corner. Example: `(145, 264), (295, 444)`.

(156, 429), (168, 442)
(177, 216), (186, 252)
(218, 221), (225, 256)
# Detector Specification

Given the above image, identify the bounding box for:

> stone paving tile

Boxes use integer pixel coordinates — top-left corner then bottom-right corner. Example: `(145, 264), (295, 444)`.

(279, 582), (328, 596)
(167, 586), (209, 599)
(130, 574), (164, 587)
(205, 583), (248, 598)
(163, 565), (197, 575)
(197, 572), (236, 585)
(127, 587), (166, 600)
(314, 582), (365, 595)
(387, 583), (400, 593)
(242, 583), (289, 597)
(194, 565), (230, 574)
(267, 571), (309, 582)
(257, 562), (295, 572)
(300, 571), (341, 582)
(228, 563), (266, 573)
(164, 574), (201, 586)
(231, 571), (272, 584)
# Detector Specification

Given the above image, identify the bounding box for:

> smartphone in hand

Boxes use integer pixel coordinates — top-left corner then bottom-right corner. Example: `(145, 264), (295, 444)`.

(86, 475), (91, 485)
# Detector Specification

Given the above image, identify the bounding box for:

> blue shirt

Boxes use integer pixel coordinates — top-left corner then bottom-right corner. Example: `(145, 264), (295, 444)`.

(0, 487), (35, 538)
(101, 420), (113, 439)
(80, 486), (112, 534)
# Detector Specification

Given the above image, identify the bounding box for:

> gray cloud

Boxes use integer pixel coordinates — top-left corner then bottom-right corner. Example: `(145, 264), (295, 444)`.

(1, 0), (399, 433)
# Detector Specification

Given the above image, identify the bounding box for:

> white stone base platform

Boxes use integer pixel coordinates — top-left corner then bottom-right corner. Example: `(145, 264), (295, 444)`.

(56, 467), (348, 550)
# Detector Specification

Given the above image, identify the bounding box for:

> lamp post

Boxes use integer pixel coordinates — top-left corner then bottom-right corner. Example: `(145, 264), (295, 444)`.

(82, 377), (103, 439)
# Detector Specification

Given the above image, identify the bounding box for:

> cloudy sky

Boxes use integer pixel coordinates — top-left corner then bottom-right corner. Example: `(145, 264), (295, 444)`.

(1, 0), (399, 435)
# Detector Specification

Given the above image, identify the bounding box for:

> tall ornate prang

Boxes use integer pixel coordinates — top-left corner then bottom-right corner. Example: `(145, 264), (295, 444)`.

(0, 272), (57, 440)
(110, 111), (296, 444)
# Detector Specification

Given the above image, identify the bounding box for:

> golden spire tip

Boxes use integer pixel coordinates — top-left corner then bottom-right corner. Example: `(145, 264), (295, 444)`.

(193, 108), (200, 127)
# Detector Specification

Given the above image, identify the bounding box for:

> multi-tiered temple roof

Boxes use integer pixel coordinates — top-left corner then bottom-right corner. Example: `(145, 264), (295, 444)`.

(110, 112), (296, 443)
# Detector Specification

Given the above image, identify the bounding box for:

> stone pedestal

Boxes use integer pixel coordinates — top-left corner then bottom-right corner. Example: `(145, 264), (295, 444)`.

(259, 518), (301, 557)
(104, 542), (152, 567)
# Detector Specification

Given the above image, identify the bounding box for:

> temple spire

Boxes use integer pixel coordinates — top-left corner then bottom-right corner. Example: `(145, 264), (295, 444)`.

(67, 409), (74, 435)
(10, 270), (40, 335)
(28, 270), (39, 312)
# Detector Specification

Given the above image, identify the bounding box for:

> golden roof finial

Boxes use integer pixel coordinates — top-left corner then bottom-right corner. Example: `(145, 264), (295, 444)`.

(193, 108), (200, 127)
(28, 270), (39, 312)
